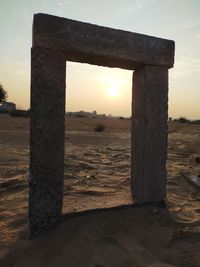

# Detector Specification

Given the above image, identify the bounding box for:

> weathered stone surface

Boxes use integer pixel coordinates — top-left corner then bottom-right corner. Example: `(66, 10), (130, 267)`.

(29, 13), (175, 234)
(29, 47), (66, 235)
(131, 65), (168, 203)
(33, 13), (175, 69)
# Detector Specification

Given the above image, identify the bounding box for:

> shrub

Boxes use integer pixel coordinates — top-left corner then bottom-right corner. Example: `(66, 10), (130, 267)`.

(177, 117), (189, 123)
(0, 109), (10, 114)
(75, 114), (85, 117)
(190, 120), (200, 124)
(94, 124), (106, 132)
(10, 109), (29, 117)
(168, 117), (172, 122)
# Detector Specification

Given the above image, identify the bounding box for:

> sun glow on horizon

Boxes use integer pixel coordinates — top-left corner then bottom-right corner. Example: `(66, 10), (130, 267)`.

(107, 85), (120, 97)
(66, 61), (132, 116)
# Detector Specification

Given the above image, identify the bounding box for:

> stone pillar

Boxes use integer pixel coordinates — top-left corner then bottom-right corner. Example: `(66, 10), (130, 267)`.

(29, 47), (66, 235)
(131, 65), (168, 203)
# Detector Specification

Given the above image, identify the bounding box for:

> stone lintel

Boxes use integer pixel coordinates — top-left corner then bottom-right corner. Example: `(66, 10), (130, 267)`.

(33, 13), (175, 70)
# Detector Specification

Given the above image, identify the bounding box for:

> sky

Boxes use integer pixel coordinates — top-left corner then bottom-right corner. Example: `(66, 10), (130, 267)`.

(0, 0), (199, 119)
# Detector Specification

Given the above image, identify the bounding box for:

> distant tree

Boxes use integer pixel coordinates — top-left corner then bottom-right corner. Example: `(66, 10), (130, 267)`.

(168, 117), (172, 122)
(0, 83), (7, 103)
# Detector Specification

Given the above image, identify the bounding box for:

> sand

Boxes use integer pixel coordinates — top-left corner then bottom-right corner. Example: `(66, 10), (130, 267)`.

(0, 114), (200, 267)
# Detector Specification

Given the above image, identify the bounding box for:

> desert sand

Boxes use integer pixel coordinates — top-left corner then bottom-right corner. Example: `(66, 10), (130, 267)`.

(0, 114), (200, 267)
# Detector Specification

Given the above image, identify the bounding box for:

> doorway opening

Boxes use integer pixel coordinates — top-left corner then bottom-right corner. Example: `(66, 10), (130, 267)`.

(62, 62), (133, 214)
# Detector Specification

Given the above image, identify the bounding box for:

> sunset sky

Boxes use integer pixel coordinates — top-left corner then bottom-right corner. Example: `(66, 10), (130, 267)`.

(0, 0), (199, 118)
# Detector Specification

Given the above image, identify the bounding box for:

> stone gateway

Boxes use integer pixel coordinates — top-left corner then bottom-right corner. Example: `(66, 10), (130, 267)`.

(30, 13), (175, 235)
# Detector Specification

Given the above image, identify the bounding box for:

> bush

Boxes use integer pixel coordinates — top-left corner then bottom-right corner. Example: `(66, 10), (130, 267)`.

(0, 109), (10, 114)
(168, 117), (172, 122)
(177, 117), (189, 123)
(190, 120), (200, 124)
(10, 109), (29, 117)
(75, 114), (85, 117)
(94, 124), (106, 132)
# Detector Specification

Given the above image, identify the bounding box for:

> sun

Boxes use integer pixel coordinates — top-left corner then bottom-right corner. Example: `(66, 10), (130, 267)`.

(107, 85), (119, 97)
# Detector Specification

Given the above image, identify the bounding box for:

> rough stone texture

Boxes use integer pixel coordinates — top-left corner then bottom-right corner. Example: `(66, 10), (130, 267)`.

(30, 13), (175, 235)
(29, 46), (66, 235)
(131, 66), (168, 203)
(33, 13), (175, 69)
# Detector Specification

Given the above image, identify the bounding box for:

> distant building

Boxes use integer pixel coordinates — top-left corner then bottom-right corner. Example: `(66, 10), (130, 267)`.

(0, 101), (16, 111)
(66, 110), (108, 118)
